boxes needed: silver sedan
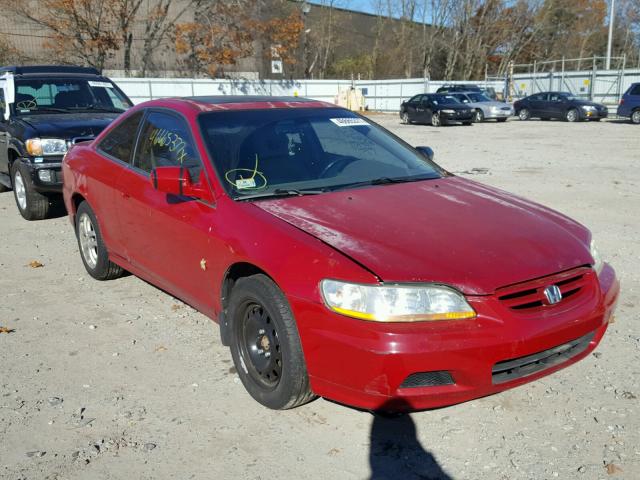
[450,92,514,122]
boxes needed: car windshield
[430,95,460,105]
[468,93,492,102]
[13,78,132,115]
[199,107,442,199]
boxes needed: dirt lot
[1,116,639,480]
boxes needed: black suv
[0,65,132,220]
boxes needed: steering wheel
[16,99,37,110]
[319,156,359,178]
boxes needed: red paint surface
[62,98,619,411]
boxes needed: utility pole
[606,0,616,70]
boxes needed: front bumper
[294,264,619,411]
[485,108,514,119]
[20,158,63,193]
[441,111,474,124]
[581,108,608,120]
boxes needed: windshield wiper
[328,175,437,191]
[236,188,325,201]
[20,107,71,113]
[68,106,124,113]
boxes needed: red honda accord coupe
[62,96,619,411]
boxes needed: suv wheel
[11,162,49,220]
[518,108,530,120]
[75,201,124,280]
[631,110,640,124]
[228,274,315,410]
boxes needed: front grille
[399,371,454,388]
[496,267,592,311]
[492,331,594,384]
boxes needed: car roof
[138,96,339,113]
[0,65,101,76]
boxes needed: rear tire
[518,108,530,120]
[75,201,123,280]
[228,274,315,410]
[400,111,411,124]
[631,110,640,124]
[11,162,49,220]
[431,113,441,127]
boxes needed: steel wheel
[237,301,283,390]
[518,108,530,120]
[632,110,640,124]
[78,212,99,269]
[14,170,27,211]
[566,108,579,122]
[431,113,441,127]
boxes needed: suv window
[134,111,202,180]
[630,84,640,96]
[98,111,144,163]
[408,95,422,103]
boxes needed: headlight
[320,279,476,322]
[440,109,455,114]
[581,105,596,111]
[590,239,604,275]
[26,138,68,156]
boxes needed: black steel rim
[237,301,282,390]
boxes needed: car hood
[18,112,121,139]
[254,177,592,295]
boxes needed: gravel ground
[1,116,639,480]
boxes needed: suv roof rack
[0,65,101,76]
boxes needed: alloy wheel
[14,171,27,211]
[632,110,640,124]
[401,112,409,124]
[518,109,530,120]
[475,110,484,122]
[566,109,578,122]
[431,113,441,127]
[78,213,99,269]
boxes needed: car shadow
[47,197,69,219]
[369,399,453,480]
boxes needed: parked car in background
[514,92,608,122]
[63,96,618,412]
[436,84,499,101]
[449,91,513,122]
[400,93,474,126]
[0,65,132,220]
[617,82,640,124]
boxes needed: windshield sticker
[329,117,369,127]
[88,81,114,89]
[224,154,267,191]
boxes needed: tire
[631,110,640,124]
[11,162,49,220]
[431,113,441,127]
[497,118,507,122]
[518,108,530,120]
[75,201,123,280]
[566,108,579,122]
[228,274,315,410]
[400,111,411,124]
[474,109,484,123]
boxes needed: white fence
[112,77,504,113]
[112,70,640,113]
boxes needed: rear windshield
[13,78,132,115]
[198,107,442,199]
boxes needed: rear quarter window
[629,84,640,96]
[98,111,144,163]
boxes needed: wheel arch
[219,262,278,346]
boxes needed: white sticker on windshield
[330,117,369,127]
[88,81,113,88]
[236,178,256,189]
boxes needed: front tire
[228,274,315,410]
[631,110,640,124]
[474,109,484,122]
[566,108,579,122]
[518,108,530,120]
[11,162,49,220]
[75,201,123,280]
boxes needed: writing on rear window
[329,118,369,127]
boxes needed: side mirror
[415,146,434,161]
[150,166,214,203]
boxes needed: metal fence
[112,69,640,114]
